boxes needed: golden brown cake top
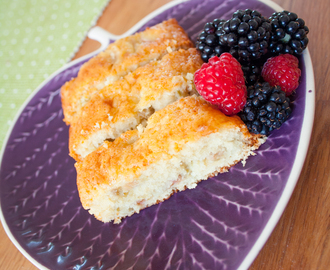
[68,48,203,160]
[75,96,251,194]
[61,18,194,124]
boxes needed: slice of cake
[61,19,194,125]
[69,48,203,160]
[75,96,265,224]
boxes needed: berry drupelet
[238,82,292,135]
[268,10,309,56]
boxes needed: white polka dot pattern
[0,0,109,149]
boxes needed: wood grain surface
[1,0,329,269]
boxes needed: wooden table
[1,0,329,269]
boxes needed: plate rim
[0,0,315,269]
[237,48,315,269]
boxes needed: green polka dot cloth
[0,0,109,150]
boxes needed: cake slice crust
[76,96,265,223]
[61,19,194,125]
[69,48,203,161]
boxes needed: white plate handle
[87,26,121,51]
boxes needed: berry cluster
[196,9,272,63]
[269,11,309,56]
[194,8,308,136]
[218,9,272,63]
[195,19,227,62]
[238,82,291,135]
[196,9,309,64]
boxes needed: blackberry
[195,19,227,62]
[238,82,292,135]
[241,57,267,86]
[195,9,272,63]
[217,9,272,63]
[268,10,309,55]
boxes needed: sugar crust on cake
[76,96,265,223]
[61,19,193,125]
[68,48,203,160]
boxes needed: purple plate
[0,0,315,269]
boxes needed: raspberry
[261,54,301,95]
[194,53,247,115]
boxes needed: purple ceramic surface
[0,0,314,269]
